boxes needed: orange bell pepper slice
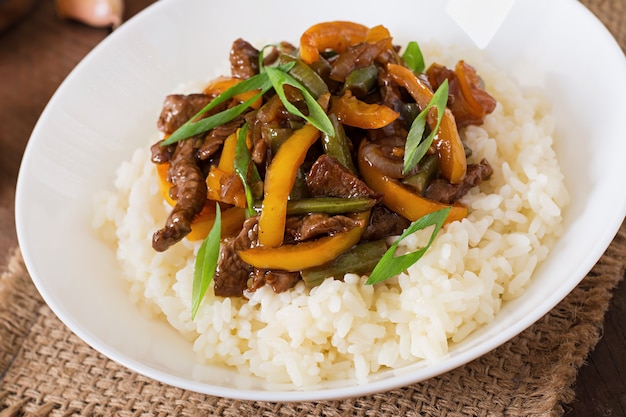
[203,76,263,109]
[454,60,497,123]
[238,211,370,271]
[331,90,399,129]
[364,24,392,44]
[258,124,321,247]
[358,142,467,224]
[300,21,369,65]
[386,63,467,184]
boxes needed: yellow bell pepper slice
[238,211,370,271]
[300,21,369,65]
[386,63,467,184]
[258,123,320,247]
[331,91,399,129]
[218,131,238,172]
[358,142,467,224]
[187,205,246,241]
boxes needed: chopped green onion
[402,41,425,74]
[264,66,334,137]
[366,207,450,285]
[233,123,261,218]
[162,62,296,146]
[402,79,449,176]
[162,90,268,146]
[162,73,272,146]
[191,204,221,320]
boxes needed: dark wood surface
[0,1,624,415]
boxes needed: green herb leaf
[365,207,451,285]
[191,203,221,320]
[402,79,449,176]
[402,41,425,73]
[264,66,334,137]
[233,123,261,218]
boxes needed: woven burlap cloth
[2,1,625,415]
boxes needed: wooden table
[1,1,624,415]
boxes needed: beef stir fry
[150,21,496,298]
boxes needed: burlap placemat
[0,222,623,417]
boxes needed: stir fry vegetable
[149,21,497,316]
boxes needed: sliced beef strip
[329,39,391,82]
[157,93,213,134]
[197,114,246,160]
[306,154,380,199]
[265,271,300,293]
[230,38,260,80]
[424,158,493,204]
[285,213,364,243]
[150,139,176,164]
[248,268,267,292]
[361,204,410,241]
[152,138,207,252]
[248,269,300,294]
[214,216,259,297]
[378,68,404,114]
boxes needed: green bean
[301,240,388,287]
[288,197,375,215]
[343,64,378,98]
[289,167,311,200]
[401,102,421,124]
[279,54,329,99]
[401,154,439,193]
[309,55,341,92]
[266,127,294,153]
[253,197,376,216]
[322,113,357,173]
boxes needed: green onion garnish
[233,123,261,218]
[264,66,334,137]
[162,73,273,146]
[191,203,221,320]
[366,207,450,285]
[162,62,296,146]
[402,79,449,176]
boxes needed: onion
[359,139,420,179]
[55,0,124,28]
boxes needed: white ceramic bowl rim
[15,0,626,402]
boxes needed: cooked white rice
[92,45,569,387]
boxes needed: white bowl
[15,0,626,402]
